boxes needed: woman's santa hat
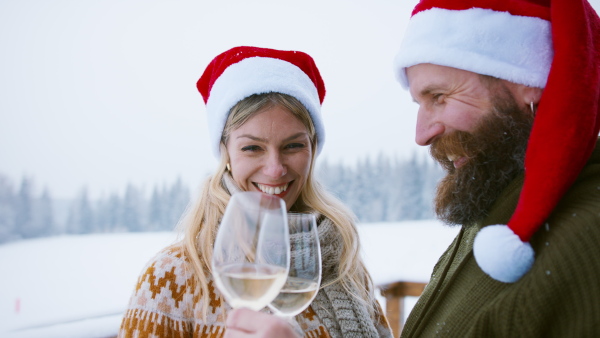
[197,46,326,157]
[395,0,600,283]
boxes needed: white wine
[268,277,319,316]
[214,263,287,311]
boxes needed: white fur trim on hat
[473,224,535,283]
[394,7,553,89]
[206,56,325,157]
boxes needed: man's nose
[415,106,445,146]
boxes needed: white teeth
[257,183,289,195]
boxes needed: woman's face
[226,105,313,210]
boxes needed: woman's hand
[224,308,301,338]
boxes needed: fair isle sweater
[401,141,600,337]
[119,245,325,337]
[118,244,391,337]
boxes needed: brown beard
[430,88,534,226]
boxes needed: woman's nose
[415,106,445,146]
[262,153,287,178]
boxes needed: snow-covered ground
[0,220,459,338]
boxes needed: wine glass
[268,212,321,317]
[212,191,290,311]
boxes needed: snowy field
[0,220,459,338]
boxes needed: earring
[226,163,231,171]
[530,102,535,114]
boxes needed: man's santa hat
[395,0,600,283]
[197,46,326,157]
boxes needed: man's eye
[432,93,444,104]
[241,145,261,152]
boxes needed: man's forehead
[407,64,484,88]
[408,63,480,76]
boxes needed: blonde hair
[180,92,376,319]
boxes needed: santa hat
[395,0,600,283]
[197,46,326,157]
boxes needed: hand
[224,308,301,338]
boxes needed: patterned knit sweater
[118,244,391,337]
[118,245,322,337]
[401,140,600,337]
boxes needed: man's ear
[521,86,544,115]
[501,80,544,113]
[520,85,544,107]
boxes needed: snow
[359,221,459,284]
[0,220,459,337]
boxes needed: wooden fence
[379,281,428,337]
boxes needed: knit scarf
[222,173,381,338]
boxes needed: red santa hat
[395,0,600,283]
[197,46,326,157]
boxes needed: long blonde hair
[180,92,376,319]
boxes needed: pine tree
[165,177,190,231]
[106,193,123,232]
[121,184,143,232]
[0,174,17,243]
[31,188,55,237]
[419,159,443,219]
[95,193,119,233]
[66,188,94,234]
[318,152,442,223]
[16,177,35,238]
[148,185,163,231]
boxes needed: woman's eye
[241,145,261,152]
[286,143,305,150]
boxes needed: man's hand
[224,308,301,338]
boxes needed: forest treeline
[0,153,443,244]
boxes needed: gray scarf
[222,173,384,337]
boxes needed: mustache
[429,130,478,172]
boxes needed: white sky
[1,0,599,199]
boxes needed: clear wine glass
[212,191,290,311]
[268,212,321,317]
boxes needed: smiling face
[406,63,536,226]
[226,104,313,210]
[407,63,495,169]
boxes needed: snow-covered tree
[31,188,55,237]
[0,174,17,243]
[147,185,164,231]
[66,188,94,234]
[15,177,35,238]
[165,177,190,230]
[318,152,442,223]
[121,184,143,232]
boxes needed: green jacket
[402,140,600,337]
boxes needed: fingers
[225,308,299,338]
[226,308,264,332]
[223,327,253,338]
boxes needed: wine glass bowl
[268,212,322,317]
[212,192,290,311]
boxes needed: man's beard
[430,89,534,226]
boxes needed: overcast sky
[2,0,599,199]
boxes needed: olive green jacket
[402,140,600,337]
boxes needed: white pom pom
[473,224,534,283]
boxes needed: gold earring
[226,163,231,171]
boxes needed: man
[393,0,600,336]
[226,0,600,336]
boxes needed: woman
[118,46,392,338]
